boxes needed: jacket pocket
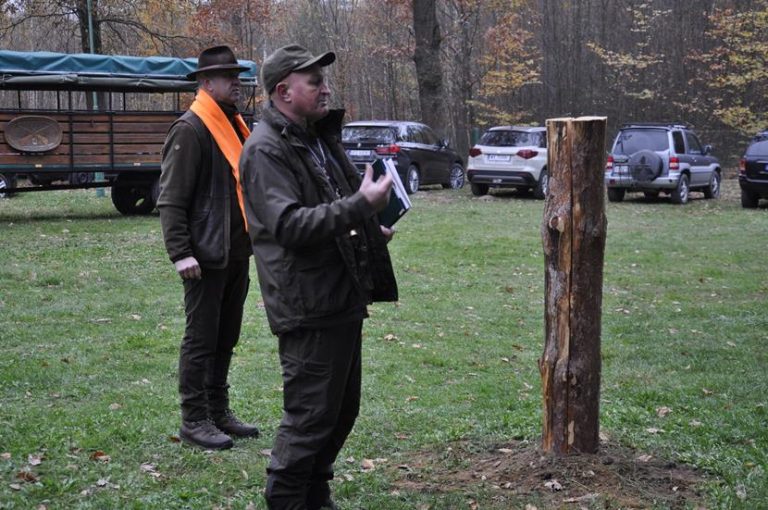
[294,245,356,318]
[190,207,225,264]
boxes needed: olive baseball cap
[261,44,336,94]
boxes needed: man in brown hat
[157,45,259,450]
[240,44,398,509]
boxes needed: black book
[372,158,412,227]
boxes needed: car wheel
[741,188,759,208]
[470,183,488,196]
[405,164,420,194]
[533,168,549,199]
[629,150,663,182]
[607,188,625,202]
[442,163,465,189]
[670,174,690,204]
[703,171,721,199]
[0,173,17,198]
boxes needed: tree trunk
[412,0,446,135]
[540,116,607,455]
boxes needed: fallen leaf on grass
[361,459,375,471]
[563,493,599,503]
[736,484,747,501]
[9,483,21,491]
[544,479,562,491]
[397,464,412,472]
[16,470,39,483]
[109,403,121,411]
[1,452,11,460]
[90,451,110,462]
[636,454,653,462]
[469,499,479,510]
[689,420,703,427]
[383,333,398,341]
[95,479,109,487]
[405,396,419,402]
[394,433,409,440]
[702,388,714,396]
[28,454,43,466]
[645,428,664,435]
[656,406,672,417]
[130,314,142,320]
[726,341,736,348]
[497,448,514,454]
[259,449,272,457]
[168,435,181,443]
[524,505,538,510]
[140,463,163,479]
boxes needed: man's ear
[275,82,291,103]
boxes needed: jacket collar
[262,101,345,144]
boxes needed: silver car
[605,123,721,204]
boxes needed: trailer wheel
[0,173,17,198]
[111,179,156,215]
[69,172,94,185]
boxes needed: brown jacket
[157,111,249,268]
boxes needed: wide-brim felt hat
[261,44,336,94]
[187,45,248,80]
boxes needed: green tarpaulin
[0,50,258,92]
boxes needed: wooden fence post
[540,116,607,455]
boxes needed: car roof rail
[621,122,693,130]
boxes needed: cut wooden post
[540,116,607,455]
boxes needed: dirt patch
[392,440,711,509]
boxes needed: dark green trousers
[265,320,363,510]
[179,258,249,422]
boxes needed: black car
[739,130,768,208]
[341,120,465,194]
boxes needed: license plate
[487,154,511,162]
[616,165,628,174]
[492,178,503,184]
[348,149,371,157]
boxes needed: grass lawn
[0,179,766,509]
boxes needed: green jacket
[157,111,248,268]
[240,103,398,335]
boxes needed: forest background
[1,0,766,166]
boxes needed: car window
[481,130,541,147]
[613,129,669,155]
[672,131,685,154]
[342,126,395,144]
[421,126,440,146]
[407,125,424,144]
[685,131,704,154]
[746,140,768,156]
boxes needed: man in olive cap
[157,45,259,450]
[240,44,398,509]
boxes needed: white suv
[466,126,548,199]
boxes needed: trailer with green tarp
[0,50,258,214]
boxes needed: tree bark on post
[540,116,607,455]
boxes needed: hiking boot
[212,409,260,438]
[179,419,233,450]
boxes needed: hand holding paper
[360,163,393,211]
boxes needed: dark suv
[739,130,768,208]
[604,123,721,204]
[341,120,465,194]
